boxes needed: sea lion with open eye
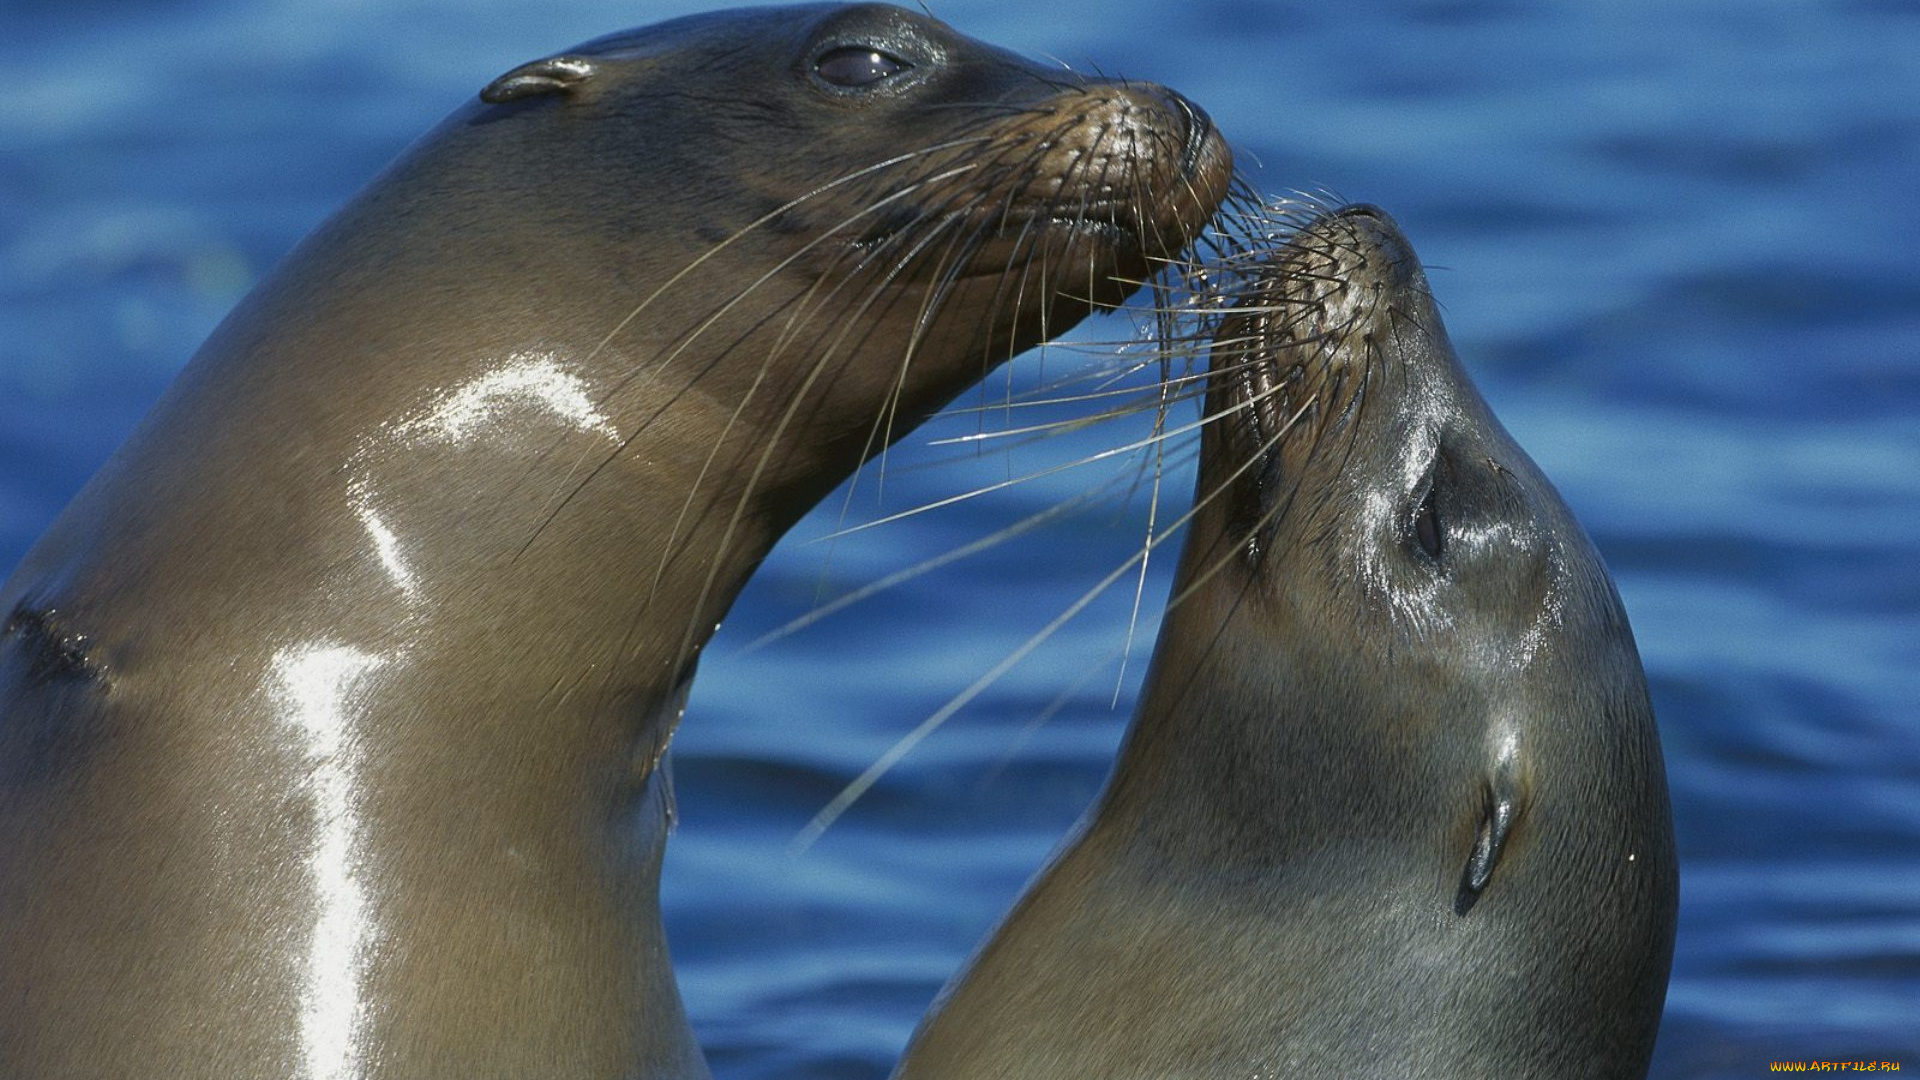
[0,5,1230,1076]
[892,203,1677,1080]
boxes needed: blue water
[3,0,1916,1075]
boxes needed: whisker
[740,482,1115,654]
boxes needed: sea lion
[0,5,1230,1076]
[892,203,1677,1079]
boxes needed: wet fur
[0,5,1229,1077]
[891,201,1678,1079]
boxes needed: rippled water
[3,0,1916,1075]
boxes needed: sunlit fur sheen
[0,5,1231,1078]
[893,203,1676,1080]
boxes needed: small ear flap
[1455,742,1525,915]
[479,56,599,104]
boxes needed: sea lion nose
[1333,203,1423,288]
[1165,89,1219,178]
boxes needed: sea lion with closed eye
[893,203,1676,1080]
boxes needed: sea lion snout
[992,82,1231,274]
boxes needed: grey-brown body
[0,6,1230,1076]
[894,205,1677,1079]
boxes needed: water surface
[3,0,1915,1075]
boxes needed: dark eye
[1414,484,1443,559]
[815,46,909,87]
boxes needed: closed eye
[1414,479,1443,559]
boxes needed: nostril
[1332,204,1421,284]
[1166,89,1216,176]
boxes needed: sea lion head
[1114,202,1678,1072]
[450,3,1233,510]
